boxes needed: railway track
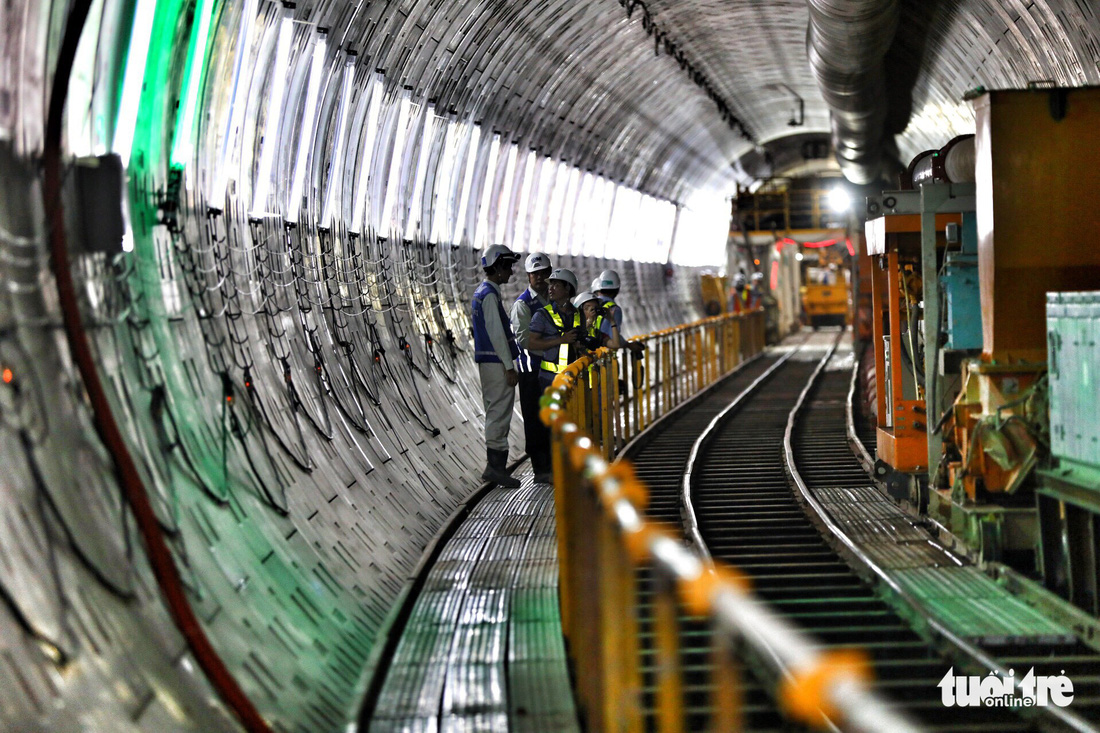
[623,332,1100,732]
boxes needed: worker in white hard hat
[510,252,554,483]
[574,291,625,349]
[528,268,581,391]
[731,271,750,314]
[472,244,522,488]
[593,268,644,355]
[749,270,765,309]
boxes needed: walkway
[368,467,579,732]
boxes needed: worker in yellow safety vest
[731,271,751,314]
[572,290,627,389]
[527,269,580,390]
[592,269,645,355]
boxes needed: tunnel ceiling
[4,0,1097,204]
[278,0,1100,200]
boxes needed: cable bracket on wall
[620,0,754,143]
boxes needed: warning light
[753,259,760,266]
[2,368,12,384]
[226,395,233,403]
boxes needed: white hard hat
[595,269,620,291]
[752,271,764,281]
[548,268,578,294]
[590,277,602,292]
[733,273,747,287]
[573,291,599,309]
[481,244,520,269]
[525,252,552,273]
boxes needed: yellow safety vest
[587,314,605,339]
[540,304,581,374]
[585,314,607,387]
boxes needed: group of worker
[471,244,644,488]
[731,270,764,314]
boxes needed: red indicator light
[845,237,855,256]
[2,368,12,384]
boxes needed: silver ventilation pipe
[806,0,899,185]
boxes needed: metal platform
[367,466,579,733]
[795,348,1080,646]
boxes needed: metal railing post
[654,572,685,733]
[711,625,744,732]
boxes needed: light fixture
[451,123,481,245]
[113,0,159,168]
[568,171,593,256]
[286,28,327,226]
[429,117,460,243]
[211,0,258,209]
[559,166,581,255]
[249,2,295,218]
[531,156,556,251]
[475,133,501,249]
[381,89,411,233]
[512,150,537,250]
[170,0,215,168]
[320,51,356,229]
[495,143,518,245]
[349,72,383,235]
[593,180,617,259]
[769,82,804,127]
[827,186,851,213]
[405,104,436,240]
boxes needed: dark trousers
[519,370,551,473]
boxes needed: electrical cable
[41,0,273,727]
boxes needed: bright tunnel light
[475,133,501,249]
[170,0,215,168]
[827,186,851,213]
[250,3,295,218]
[452,124,481,245]
[349,73,384,235]
[113,0,158,168]
[381,89,412,234]
[321,52,357,229]
[512,150,537,250]
[286,29,328,225]
[211,0,257,209]
[405,104,437,241]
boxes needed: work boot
[482,449,520,488]
[531,450,552,484]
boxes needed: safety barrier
[539,311,918,732]
[558,311,766,463]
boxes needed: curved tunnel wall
[0,1,713,731]
[4,0,1100,730]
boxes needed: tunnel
[1,0,1099,730]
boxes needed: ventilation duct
[806,0,899,185]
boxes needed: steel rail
[784,348,1100,733]
[545,328,919,732]
[680,340,804,562]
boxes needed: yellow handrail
[539,310,919,733]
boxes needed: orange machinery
[865,202,965,477]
